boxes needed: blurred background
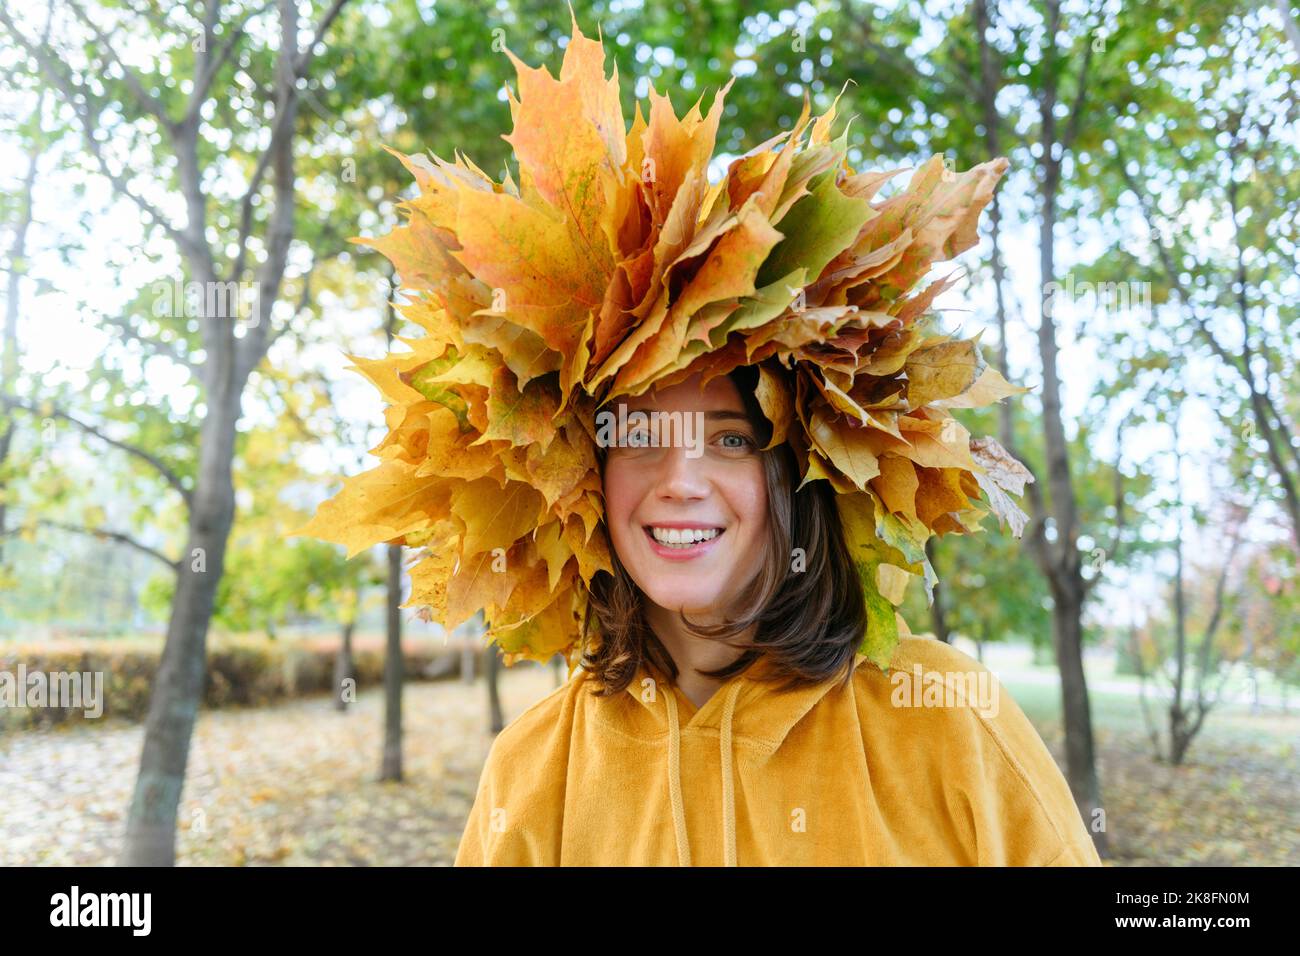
[0,0,1295,866]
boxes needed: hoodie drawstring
[663,690,691,867]
[663,678,745,867]
[719,679,741,867]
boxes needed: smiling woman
[587,364,868,711]
[454,594,1105,866]
[294,13,1099,867]
[452,366,1103,867]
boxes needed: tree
[1103,5,1300,552]
[0,0,355,865]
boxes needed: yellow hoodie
[454,634,1103,866]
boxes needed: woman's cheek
[601,465,639,549]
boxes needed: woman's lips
[642,525,726,561]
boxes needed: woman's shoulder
[858,631,989,677]
[479,664,595,774]
[850,635,1102,865]
[850,633,1033,744]
[457,666,590,866]
[851,633,999,712]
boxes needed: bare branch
[264,369,315,443]
[1277,0,1300,60]
[5,518,180,571]
[100,313,201,377]
[1062,21,1096,151]
[265,261,314,351]
[0,393,193,508]
[0,8,202,263]
[187,0,277,123]
[185,0,220,126]
[295,0,351,78]
[235,264,313,384]
[1115,143,1242,370]
[233,0,307,382]
[65,0,173,127]
[231,0,352,286]
[1083,417,1128,598]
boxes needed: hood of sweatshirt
[455,635,1105,866]
[620,651,870,866]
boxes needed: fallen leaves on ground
[0,665,558,866]
[1,667,1294,866]
[1032,714,1298,866]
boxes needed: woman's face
[601,371,769,619]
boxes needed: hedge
[0,634,464,731]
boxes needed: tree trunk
[924,537,950,643]
[120,394,239,865]
[1167,413,1190,767]
[1249,652,1260,716]
[334,618,355,712]
[461,629,477,684]
[1129,619,1163,760]
[381,542,403,781]
[486,643,504,734]
[0,84,45,565]
[1033,1,1107,855]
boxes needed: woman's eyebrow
[622,406,750,422]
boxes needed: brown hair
[578,362,868,698]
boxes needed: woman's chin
[643,588,727,618]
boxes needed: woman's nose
[653,445,711,500]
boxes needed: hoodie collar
[614,650,869,867]
[620,650,868,756]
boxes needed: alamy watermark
[0,665,104,718]
[594,404,707,459]
[50,886,150,936]
[890,664,1000,718]
[1042,272,1151,321]
[151,278,262,327]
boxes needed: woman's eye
[717,432,755,451]
[625,429,651,447]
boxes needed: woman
[454,365,1103,867]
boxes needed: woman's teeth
[648,526,723,548]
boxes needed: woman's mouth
[642,525,726,560]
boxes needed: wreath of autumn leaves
[290,14,1035,671]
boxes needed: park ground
[1,642,1295,866]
